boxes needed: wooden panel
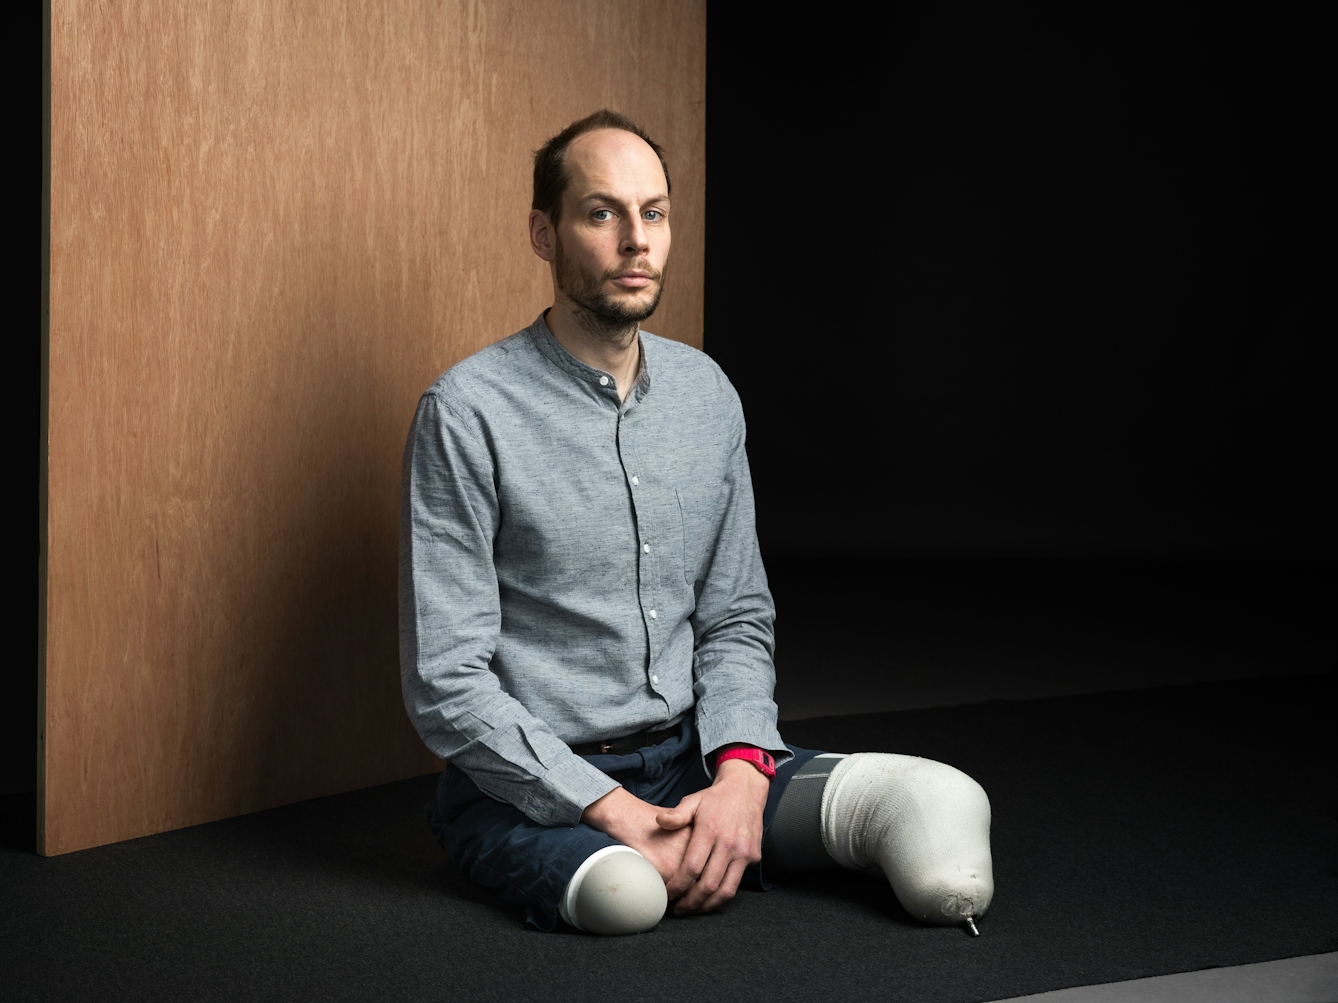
[45,0,706,854]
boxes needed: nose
[621,215,650,257]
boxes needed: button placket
[621,421,662,647]
[629,453,660,693]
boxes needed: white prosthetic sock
[821,753,994,927]
[558,846,667,935]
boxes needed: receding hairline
[559,129,671,190]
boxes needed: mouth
[610,269,657,290]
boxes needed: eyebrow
[578,191,670,206]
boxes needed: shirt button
[648,609,658,619]
[631,476,639,486]
[643,543,651,553]
[651,674,659,684]
[599,376,609,386]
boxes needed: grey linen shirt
[399,314,789,827]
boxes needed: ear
[529,209,556,262]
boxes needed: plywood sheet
[45,0,706,854]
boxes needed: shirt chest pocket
[675,486,718,588]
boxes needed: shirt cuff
[694,707,792,777]
[529,753,621,827]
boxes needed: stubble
[554,236,665,346]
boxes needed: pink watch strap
[714,746,776,779]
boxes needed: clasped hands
[580,758,771,915]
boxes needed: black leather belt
[570,722,683,757]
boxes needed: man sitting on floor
[399,109,994,935]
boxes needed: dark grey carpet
[3,673,1335,1002]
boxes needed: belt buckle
[599,741,616,754]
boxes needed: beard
[554,236,664,342]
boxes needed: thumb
[656,795,699,830]
[655,807,689,830]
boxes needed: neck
[545,298,641,402]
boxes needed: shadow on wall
[212,259,442,818]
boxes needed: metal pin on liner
[965,916,980,936]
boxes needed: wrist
[580,785,639,834]
[714,757,771,785]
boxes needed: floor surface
[4,673,1334,1003]
[996,952,1338,1002]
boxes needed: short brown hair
[532,110,671,226]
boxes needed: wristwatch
[714,745,776,780]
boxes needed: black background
[705,5,1333,560]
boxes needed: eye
[591,209,614,222]
[644,209,664,222]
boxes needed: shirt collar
[529,312,652,408]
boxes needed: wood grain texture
[45,0,706,854]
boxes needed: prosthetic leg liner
[558,845,667,935]
[821,753,994,924]
[762,753,846,872]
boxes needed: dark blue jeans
[426,718,825,930]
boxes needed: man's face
[550,128,671,327]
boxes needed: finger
[666,848,707,900]
[665,825,713,900]
[674,842,732,915]
[697,857,749,913]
